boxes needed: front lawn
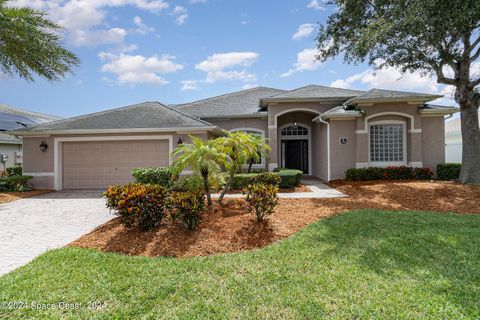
[1,209,479,319]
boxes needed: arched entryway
[279,123,311,174]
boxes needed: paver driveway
[0,191,113,276]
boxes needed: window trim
[368,120,407,167]
[230,128,266,168]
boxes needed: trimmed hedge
[0,175,32,192]
[249,172,281,186]
[132,167,174,187]
[276,169,303,188]
[6,166,22,176]
[231,170,303,189]
[345,166,433,181]
[437,163,461,180]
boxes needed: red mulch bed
[0,190,52,204]
[70,180,480,258]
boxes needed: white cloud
[196,52,259,83]
[242,84,256,90]
[330,67,440,93]
[307,0,324,10]
[68,28,127,47]
[181,80,199,91]
[171,6,188,25]
[281,48,321,77]
[133,16,155,34]
[8,0,169,47]
[99,52,184,86]
[292,23,315,41]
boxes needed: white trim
[230,127,266,168]
[355,162,369,169]
[363,112,418,133]
[368,120,407,167]
[355,130,368,134]
[408,162,423,167]
[23,172,54,177]
[270,108,322,128]
[408,129,422,133]
[268,163,278,172]
[279,123,312,175]
[53,135,173,191]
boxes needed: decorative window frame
[230,128,266,168]
[368,120,407,167]
[279,123,312,174]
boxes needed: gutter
[5,126,219,137]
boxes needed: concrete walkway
[0,191,113,276]
[212,178,346,199]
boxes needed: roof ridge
[0,103,61,120]
[176,86,286,108]
[160,103,214,126]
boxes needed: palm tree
[215,131,263,202]
[247,134,271,173]
[171,136,228,206]
[0,0,79,81]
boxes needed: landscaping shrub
[172,175,203,192]
[243,183,279,222]
[132,167,174,187]
[169,190,205,230]
[384,166,414,180]
[413,167,433,180]
[249,172,281,186]
[437,163,461,180]
[0,175,32,192]
[345,166,433,181]
[276,169,303,188]
[104,183,169,230]
[6,166,22,176]
[231,173,258,189]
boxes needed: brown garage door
[62,140,169,189]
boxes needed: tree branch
[469,76,480,88]
[435,63,457,85]
[471,45,480,63]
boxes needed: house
[445,111,480,163]
[7,85,457,190]
[0,104,60,172]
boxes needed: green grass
[1,209,479,319]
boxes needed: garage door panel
[62,139,169,189]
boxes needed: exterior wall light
[177,137,183,145]
[39,140,48,152]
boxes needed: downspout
[316,116,331,182]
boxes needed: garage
[62,140,169,189]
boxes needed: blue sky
[2,0,454,118]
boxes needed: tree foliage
[0,0,79,81]
[317,0,480,183]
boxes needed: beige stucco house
[8,85,457,190]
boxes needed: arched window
[281,125,309,136]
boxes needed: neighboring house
[8,85,457,190]
[445,111,480,163]
[0,104,60,172]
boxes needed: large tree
[0,0,79,81]
[316,0,480,183]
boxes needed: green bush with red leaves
[243,182,279,222]
[169,190,205,230]
[345,166,433,181]
[103,183,169,230]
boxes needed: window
[230,129,264,165]
[369,123,406,164]
[281,125,309,136]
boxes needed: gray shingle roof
[9,102,214,134]
[0,132,21,144]
[0,103,61,131]
[260,85,365,103]
[176,86,286,118]
[345,88,442,106]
